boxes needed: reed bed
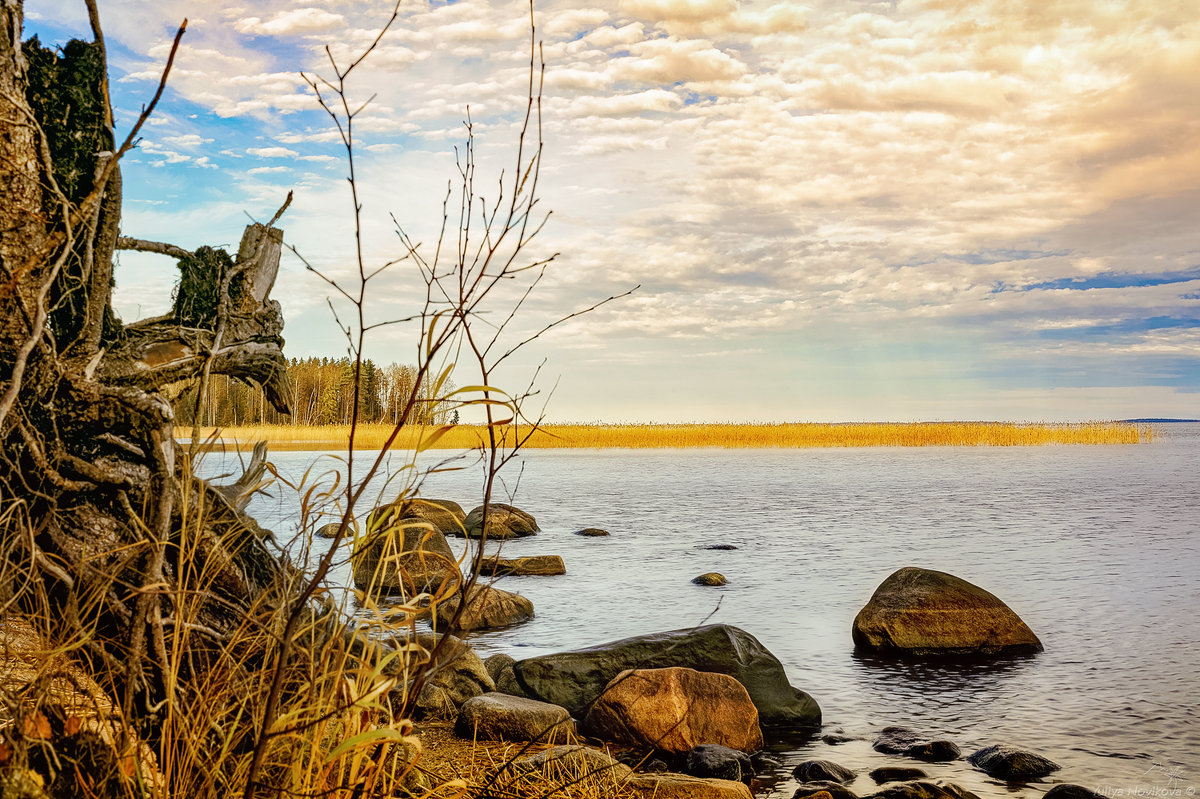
[195,421,1153,451]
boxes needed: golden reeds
[195,421,1153,451]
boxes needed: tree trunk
[0,1,321,784]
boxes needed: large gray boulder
[512,623,820,730]
[853,567,1042,657]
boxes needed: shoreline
[186,421,1154,451]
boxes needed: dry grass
[196,421,1153,451]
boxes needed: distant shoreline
[187,421,1154,451]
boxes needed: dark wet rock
[793,759,856,784]
[574,527,610,536]
[870,767,930,784]
[873,727,960,761]
[434,584,534,631]
[455,692,575,743]
[617,752,670,772]
[512,623,821,730]
[478,554,566,576]
[967,744,1060,781]
[1043,785,1106,799]
[704,544,739,550]
[693,572,727,586]
[865,780,981,799]
[794,780,859,799]
[853,567,1042,657]
[683,744,753,784]
[751,751,782,772]
[460,503,539,539]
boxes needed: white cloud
[235,8,346,36]
[247,146,300,158]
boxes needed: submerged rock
[853,567,1042,657]
[794,760,856,784]
[870,767,929,784]
[872,727,960,762]
[478,554,566,576]
[693,572,727,586]
[574,527,610,536]
[794,781,859,799]
[865,781,981,799]
[967,744,1060,781]
[512,623,821,730]
[1042,786,1106,799]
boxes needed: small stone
[1043,786,1106,799]
[684,744,753,784]
[869,766,929,784]
[315,522,343,538]
[574,527,610,536]
[873,727,959,761]
[793,760,856,784]
[794,781,859,799]
[704,544,739,550]
[822,733,857,745]
[693,572,727,586]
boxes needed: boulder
[853,567,1042,657]
[483,652,515,682]
[583,667,763,754]
[967,744,1060,781]
[460,503,539,539]
[399,633,494,718]
[751,751,783,772]
[684,745,754,784]
[455,692,575,743]
[870,767,929,784]
[794,760,856,784]
[693,572,727,586]
[352,514,460,596]
[1043,786,1106,799]
[627,772,753,799]
[434,584,534,632]
[369,497,466,536]
[574,527,610,537]
[794,782,859,799]
[872,727,960,761]
[478,554,566,576]
[513,623,821,730]
[865,781,981,799]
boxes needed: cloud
[247,146,300,158]
[235,8,346,36]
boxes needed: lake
[219,423,1199,798]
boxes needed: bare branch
[115,236,192,260]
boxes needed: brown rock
[478,554,566,576]
[583,667,763,754]
[626,772,753,799]
[369,497,466,536]
[398,633,494,718]
[434,584,534,631]
[853,567,1042,656]
[352,516,460,597]
[460,503,539,539]
[692,572,727,586]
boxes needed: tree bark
[0,1,316,781]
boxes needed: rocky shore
[345,497,1092,799]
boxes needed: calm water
[220,424,1199,798]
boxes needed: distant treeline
[173,357,456,426]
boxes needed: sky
[23,0,1200,422]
